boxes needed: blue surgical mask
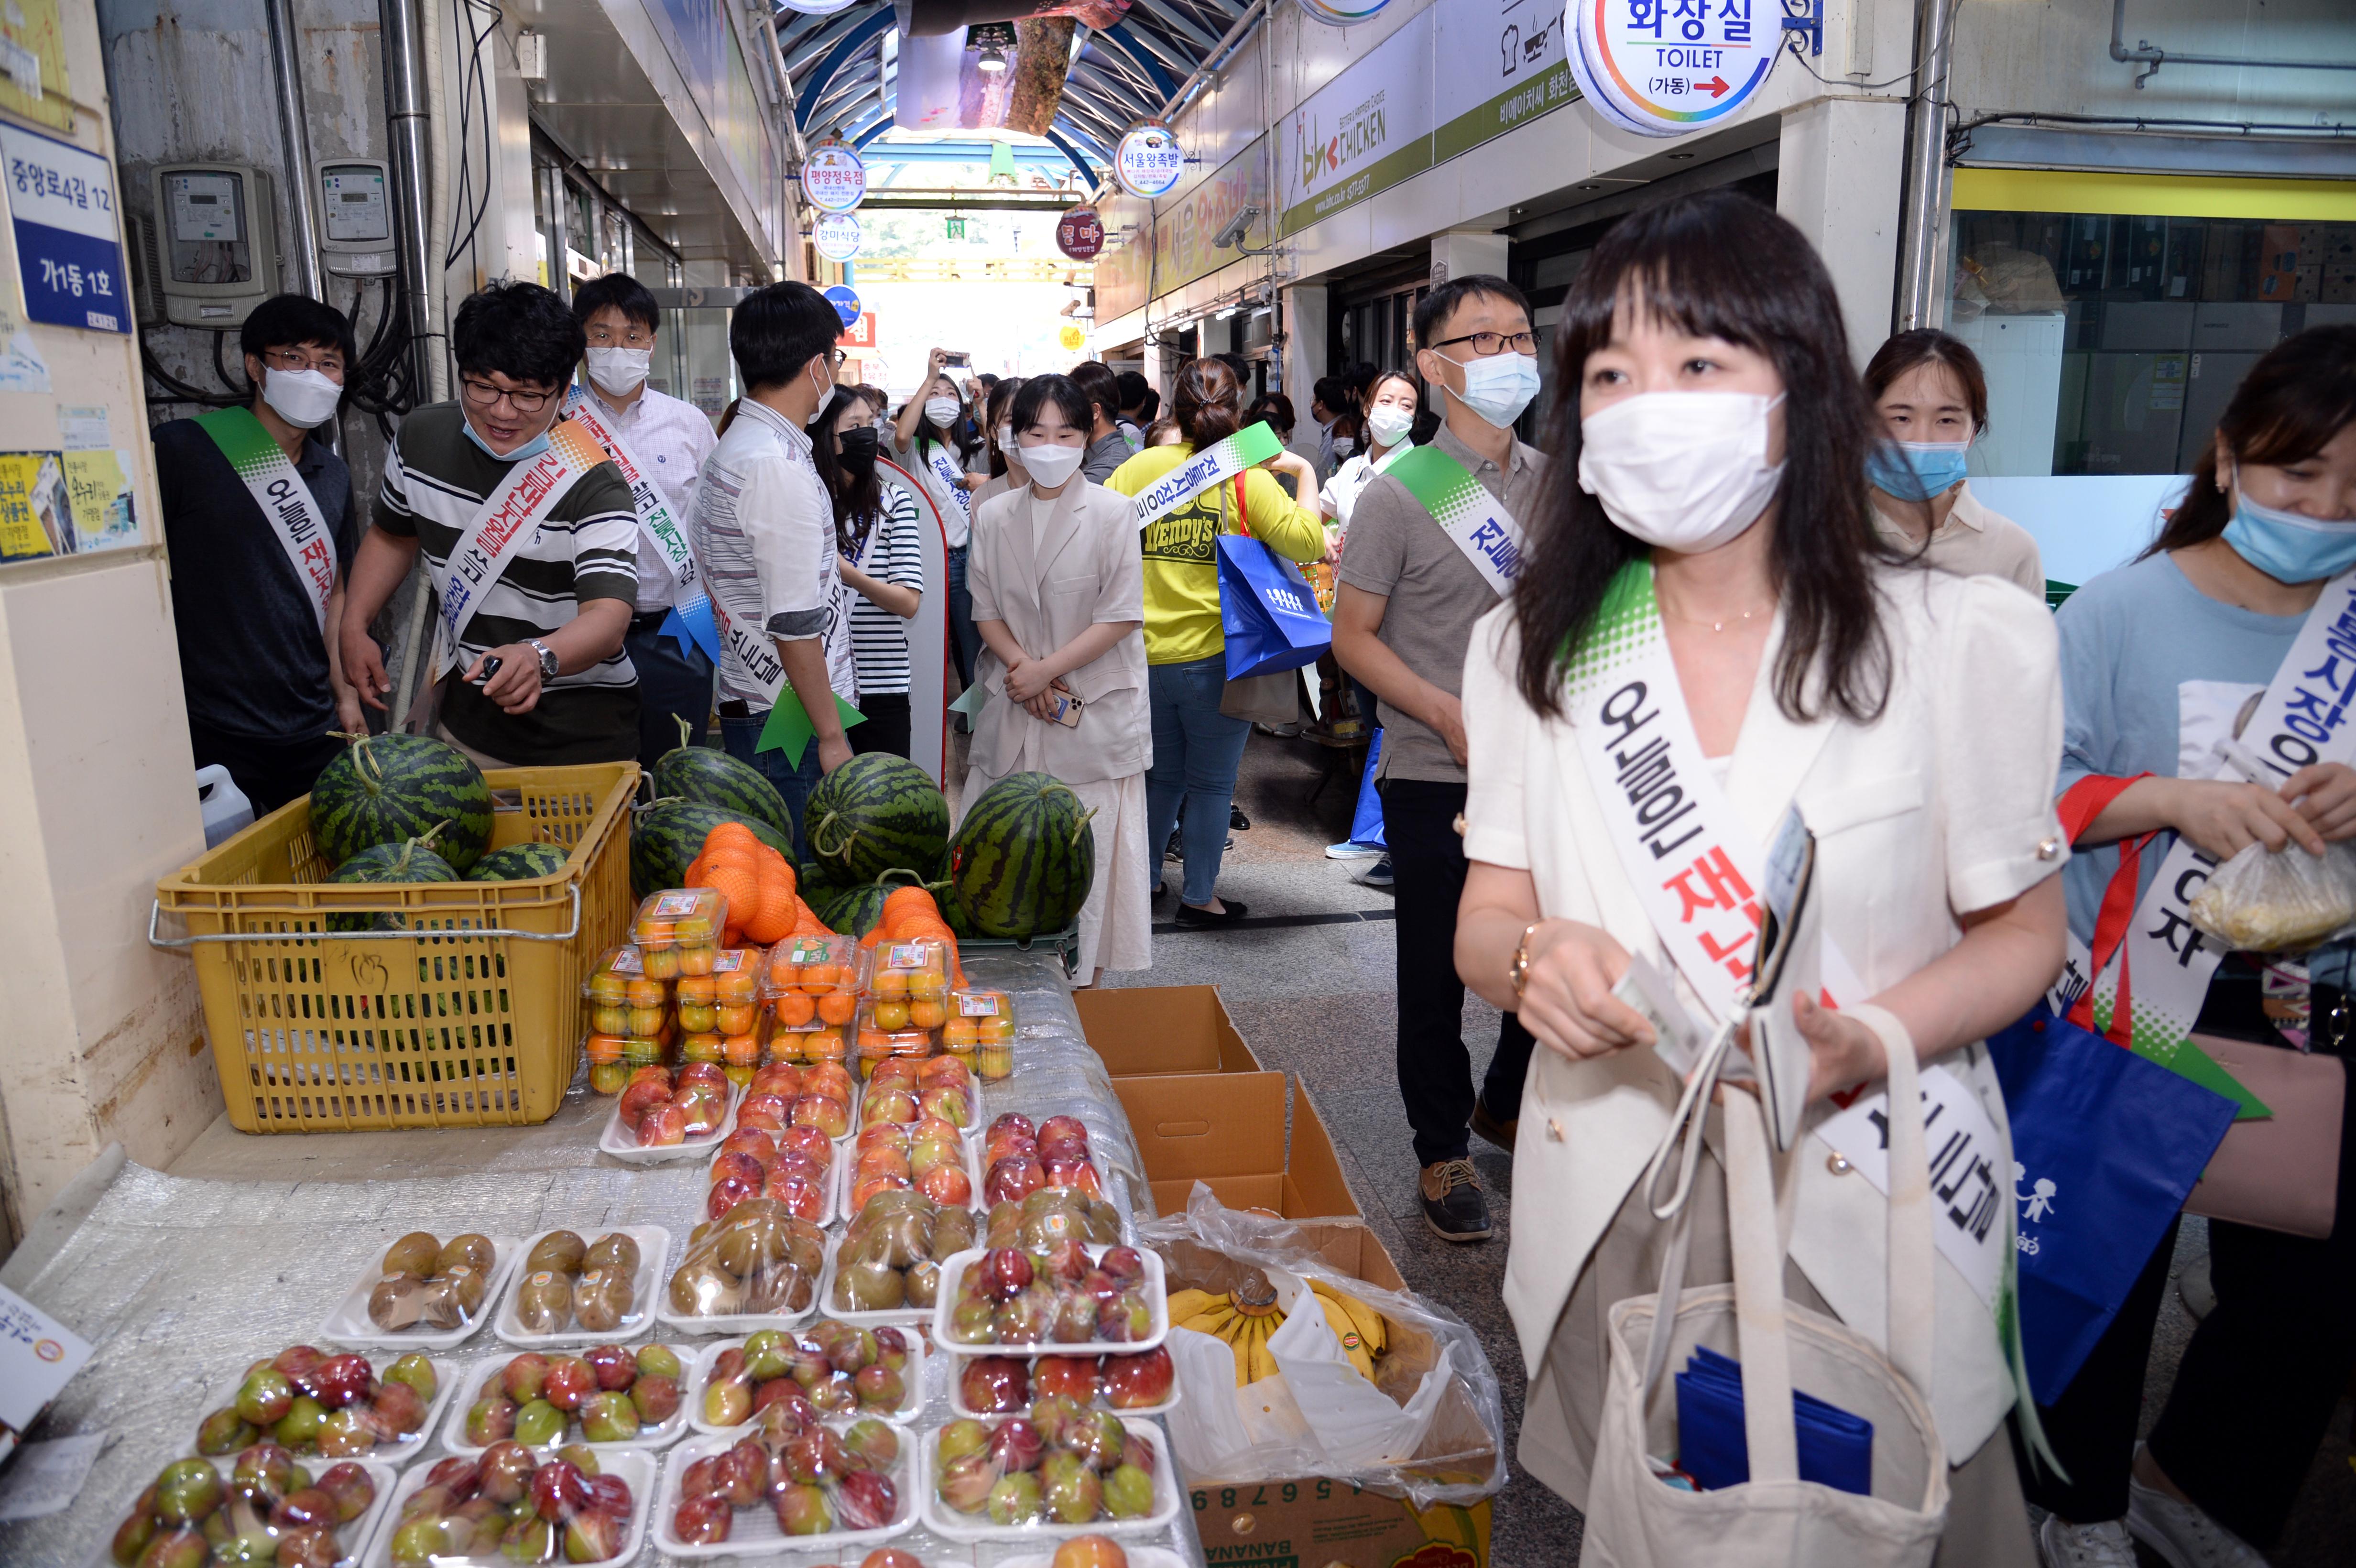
[464,415,553,464]
[1866,440,1971,501]
[1440,352,1541,430]
[2222,477,2356,584]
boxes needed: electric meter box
[316,159,397,278]
[137,163,280,327]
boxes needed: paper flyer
[0,1281,91,1430]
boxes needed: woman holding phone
[1453,191,2066,1564]
[963,373,1152,986]
[893,348,982,687]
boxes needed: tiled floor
[1100,727,2354,1567]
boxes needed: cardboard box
[1077,984,1263,1076]
[1161,1220,1500,1568]
[1115,1073,1361,1220]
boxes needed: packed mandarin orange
[683,823,966,982]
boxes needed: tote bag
[1215,477,1314,724]
[1985,1003,2236,1403]
[1583,1011,1950,1568]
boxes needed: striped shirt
[690,397,856,710]
[841,479,926,696]
[376,402,639,763]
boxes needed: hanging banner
[894,18,1077,136]
[1570,0,1779,138]
[1114,121,1186,200]
[800,141,867,213]
[778,0,860,12]
[812,211,862,262]
[1056,206,1105,261]
[822,283,862,327]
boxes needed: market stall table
[0,950,1207,1568]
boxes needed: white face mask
[1021,441,1086,488]
[262,365,343,430]
[585,346,652,397]
[1367,406,1415,449]
[925,397,962,428]
[995,423,1015,454]
[1440,351,1541,429]
[1577,391,1786,554]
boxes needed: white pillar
[1776,95,1912,368]
[1282,283,1327,405]
[1430,230,1511,288]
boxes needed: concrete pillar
[1776,95,1911,368]
[1282,283,1327,405]
[1430,230,1510,288]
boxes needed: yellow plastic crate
[153,763,639,1133]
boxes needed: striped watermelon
[949,773,1095,938]
[802,754,950,886]
[312,733,493,873]
[326,827,460,931]
[649,723,792,838]
[631,800,793,899]
[470,841,570,881]
[799,858,849,911]
[819,883,891,937]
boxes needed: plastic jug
[196,764,254,848]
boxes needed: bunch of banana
[1167,1277,1285,1386]
[1307,1277,1388,1382]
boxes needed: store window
[1948,169,2356,479]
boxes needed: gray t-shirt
[1335,422,1547,783]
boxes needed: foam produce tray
[684,1331,927,1434]
[84,1454,400,1568]
[438,1347,693,1457]
[652,1421,920,1558]
[358,1447,655,1568]
[595,1082,739,1164]
[917,1417,1180,1544]
[317,1234,524,1352]
[944,1349,1181,1422]
[492,1225,671,1349]
[832,1125,983,1224]
[929,1245,1167,1359]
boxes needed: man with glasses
[689,281,859,858]
[156,292,364,813]
[341,281,641,767]
[568,272,719,772]
[1331,274,1544,1243]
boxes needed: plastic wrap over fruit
[2187,837,2356,953]
[667,1200,827,1319]
[930,1412,1161,1528]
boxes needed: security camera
[1213,207,1262,250]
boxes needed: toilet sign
[1571,0,1779,138]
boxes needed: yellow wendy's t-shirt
[1102,443,1326,666]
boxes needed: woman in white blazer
[1454,194,2068,1566]
[963,373,1153,986]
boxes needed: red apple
[1102,1347,1174,1408]
[735,1093,788,1132]
[720,1128,777,1166]
[1045,1156,1103,1195]
[985,1156,1046,1204]
[777,1124,833,1165]
[637,1102,687,1147]
[617,1079,669,1129]
[706,1172,759,1220]
[583,1343,635,1393]
[1099,1247,1145,1284]
[708,1150,764,1191]
[1033,1355,1099,1401]
[542,1357,596,1413]
[988,1416,1045,1472]
[986,1112,1035,1142]
[918,1163,973,1206]
[960,1355,1029,1413]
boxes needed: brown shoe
[1418,1159,1492,1242]
[1470,1097,1518,1153]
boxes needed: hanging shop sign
[822,283,862,327]
[1056,206,1105,261]
[778,0,860,14]
[0,120,128,333]
[811,211,862,263]
[1058,323,1087,352]
[1298,0,1392,24]
[1113,121,1186,200]
[801,141,867,214]
[1570,0,1778,138]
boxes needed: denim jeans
[720,713,825,861]
[1145,653,1252,907]
[625,620,715,774]
[946,545,981,691]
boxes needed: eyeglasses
[1430,331,1539,358]
[584,324,654,348]
[460,377,558,414]
[263,346,346,377]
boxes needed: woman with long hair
[969,376,1029,507]
[963,373,1152,984]
[1862,329,2042,596]
[2024,325,2356,1568]
[810,388,923,758]
[1453,190,2064,1562]
[1104,358,1323,922]
[1319,369,1422,539]
[892,348,982,687]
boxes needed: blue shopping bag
[1217,531,1333,680]
[1348,730,1386,849]
[1985,1003,2237,1403]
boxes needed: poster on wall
[812,211,862,262]
[0,0,70,132]
[1570,0,1779,137]
[801,141,867,213]
[0,452,70,561]
[0,122,130,334]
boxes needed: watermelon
[948,773,1096,938]
[312,732,493,873]
[631,799,794,899]
[799,859,848,910]
[802,754,950,886]
[325,827,460,931]
[470,841,571,881]
[649,724,792,838]
[820,883,891,937]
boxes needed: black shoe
[1419,1159,1492,1242]
[1471,1098,1518,1153]
[1173,899,1249,927]
[1231,805,1252,831]
[1151,882,1167,904]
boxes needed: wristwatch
[526,638,559,680]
